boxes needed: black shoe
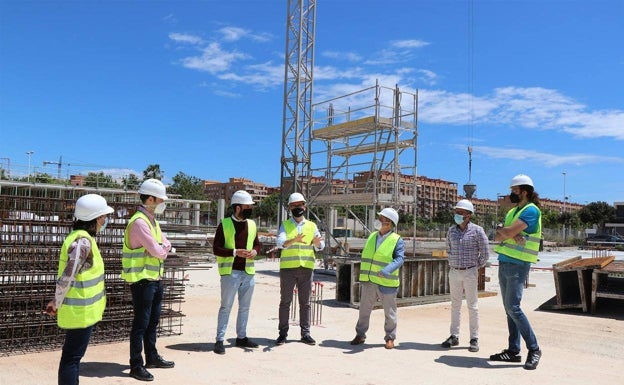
[524,349,542,370]
[275,335,287,346]
[489,349,522,362]
[350,335,366,345]
[441,335,459,348]
[468,338,479,352]
[214,340,225,355]
[236,337,259,348]
[145,355,175,369]
[129,366,154,382]
[300,335,316,345]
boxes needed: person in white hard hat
[490,174,543,370]
[212,190,261,355]
[350,207,405,350]
[44,194,113,385]
[440,199,489,353]
[275,192,324,346]
[122,178,175,381]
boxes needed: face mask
[241,208,253,219]
[509,192,521,203]
[99,217,109,233]
[454,214,465,225]
[373,219,382,231]
[291,207,305,218]
[154,202,166,214]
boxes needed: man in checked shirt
[440,199,489,353]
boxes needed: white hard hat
[510,174,534,188]
[138,178,168,200]
[74,194,114,221]
[288,192,306,205]
[231,190,255,205]
[377,207,399,226]
[455,199,474,213]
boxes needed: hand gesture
[44,300,57,316]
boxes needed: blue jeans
[130,280,163,368]
[58,326,93,385]
[499,261,539,352]
[216,270,255,341]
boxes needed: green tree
[122,173,142,191]
[255,191,280,227]
[143,164,164,180]
[169,172,206,200]
[84,172,121,188]
[578,201,615,233]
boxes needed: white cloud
[169,32,204,45]
[218,26,273,43]
[473,145,624,167]
[179,42,249,74]
[322,51,362,62]
[391,39,430,49]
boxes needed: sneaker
[468,338,479,352]
[489,349,521,362]
[275,335,287,346]
[524,349,542,370]
[235,337,259,348]
[441,335,459,348]
[213,340,225,355]
[300,335,316,345]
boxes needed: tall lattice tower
[279,0,316,223]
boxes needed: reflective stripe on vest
[57,230,106,329]
[493,203,542,263]
[217,217,256,275]
[280,220,317,269]
[121,211,164,283]
[359,232,401,287]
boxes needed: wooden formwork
[334,257,486,308]
[550,255,615,313]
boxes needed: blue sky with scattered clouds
[1,0,622,205]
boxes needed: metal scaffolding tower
[279,0,316,224]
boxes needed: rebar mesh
[0,182,212,357]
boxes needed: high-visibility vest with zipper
[57,230,106,329]
[359,231,401,287]
[494,203,542,263]
[217,217,256,275]
[122,211,164,283]
[280,220,317,269]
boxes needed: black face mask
[509,192,521,203]
[291,207,305,217]
[241,208,253,219]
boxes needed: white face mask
[373,219,382,231]
[99,217,109,233]
[154,202,166,215]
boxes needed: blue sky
[1,0,622,205]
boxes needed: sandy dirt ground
[1,257,622,385]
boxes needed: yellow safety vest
[359,232,401,288]
[121,211,164,283]
[494,203,542,263]
[280,220,317,270]
[57,230,106,329]
[217,217,257,275]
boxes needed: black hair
[73,218,98,236]
[140,194,154,204]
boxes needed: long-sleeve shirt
[276,217,325,251]
[53,237,93,309]
[375,230,405,294]
[446,221,489,269]
[127,206,171,260]
[213,215,262,271]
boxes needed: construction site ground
[1,251,623,385]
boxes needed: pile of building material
[0,182,212,357]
